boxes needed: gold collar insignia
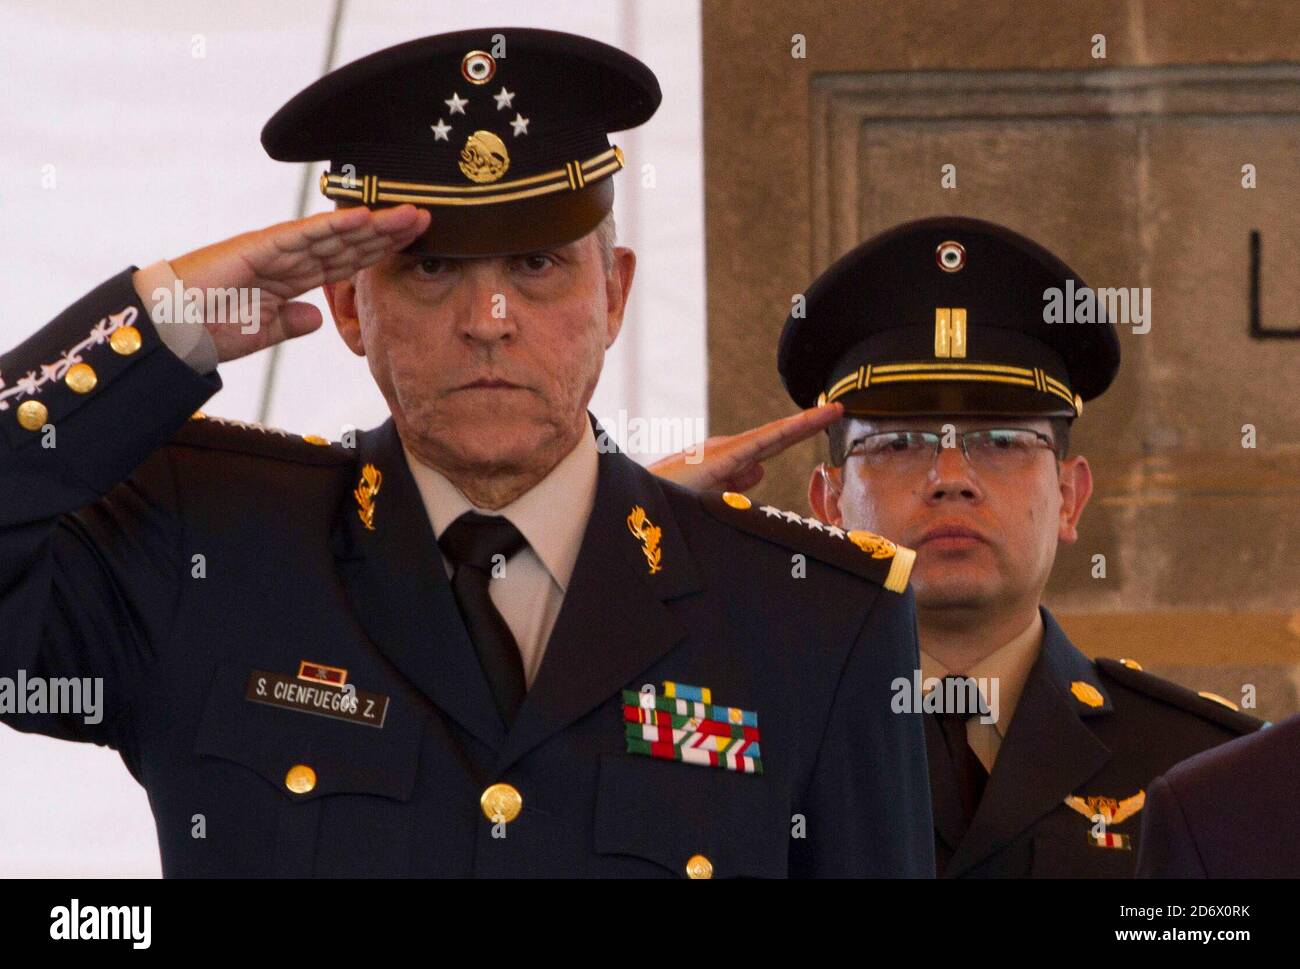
[627,505,663,574]
[354,463,383,531]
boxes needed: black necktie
[934,675,990,831]
[438,511,529,728]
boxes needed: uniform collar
[1039,607,1112,716]
[920,609,1044,737]
[403,419,599,594]
[333,415,650,756]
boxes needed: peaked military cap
[777,216,1121,419]
[262,28,661,257]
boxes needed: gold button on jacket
[685,854,713,879]
[480,782,523,823]
[284,764,317,794]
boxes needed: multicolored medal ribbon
[622,681,762,774]
[1088,831,1132,850]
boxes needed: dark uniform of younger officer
[776,216,1262,877]
[0,30,933,877]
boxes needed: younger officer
[0,29,931,877]
[655,216,1261,877]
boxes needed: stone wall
[702,0,1300,718]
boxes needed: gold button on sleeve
[109,325,142,355]
[64,363,98,394]
[17,400,49,431]
[284,764,317,794]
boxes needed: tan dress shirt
[920,609,1045,773]
[404,426,599,688]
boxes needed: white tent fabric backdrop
[0,0,704,876]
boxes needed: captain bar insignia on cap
[934,307,967,358]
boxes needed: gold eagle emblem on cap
[459,130,510,183]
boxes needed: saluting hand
[162,205,431,363]
[648,403,844,492]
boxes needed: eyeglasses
[842,428,1058,476]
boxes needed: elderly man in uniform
[0,29,932,877]
[654,217,1261,877]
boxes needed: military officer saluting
[654,216,1261,877]
[0,29,932,877]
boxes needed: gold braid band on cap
[320,146,623,207]
[825,361,1076,410]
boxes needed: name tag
[245,669,389,728]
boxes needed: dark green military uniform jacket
[0,269,934,877]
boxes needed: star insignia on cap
[268,28,662,259]
[760,505,783,519]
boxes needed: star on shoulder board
[172,411,351,466]
[700,490,914,593]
